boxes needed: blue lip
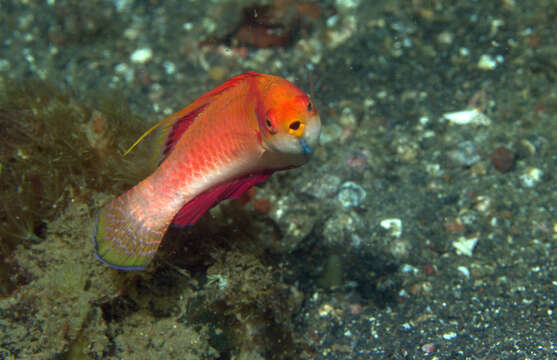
[300,138,312,155]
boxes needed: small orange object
[230,1,322,48]
[424,262,436,276]
[490,146,515,173]
[254,198,271,215]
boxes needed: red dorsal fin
[158,73,261,160]
[172,173,271,226]
[162,104,207,159]
[198,72,259,100]
[123,73,262,163]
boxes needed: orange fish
[93,72,321,270]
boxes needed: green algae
[0,78,152,297]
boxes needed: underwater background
[0,0,556,359]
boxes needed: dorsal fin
[124,72,261,163]
[197,72,260,101]
[158,72,261,160]
[161,104,207,159]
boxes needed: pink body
[94,73,321,270]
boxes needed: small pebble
[389,237,411,259]
[490,19,504,36]
[253,199,270,215]
[442,108,491,126]
[453,236,479,256]
[437,31,453,45]
[349,303,363,315]
[474,195,491,213]
[400,264,419,274]
[502,0,516,10]
[490,146,515,173]
[424,263,435,276]
[163,61,176,75]
[319,123,342,144]
[457,266,470,278]
[477,54,497,70]
[0,59,10,72]
[519,167,543,188]
[396,142,418,162]
[516,138,536,158]
[309,175,341,199]
[380,218,402,237]
[130,48,153,64]
[319,304,333,317]
[335,0,360,10]
[422,343,435,353]
[123,26,139,40]
[209,66,228,82]
[447,140,481,167]
[339,107,357,127]
[337,181,366,207]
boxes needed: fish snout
[301,114,321,155]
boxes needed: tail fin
[93,195,166,270]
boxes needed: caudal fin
[93,195,166,270]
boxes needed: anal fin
[172,173,271,226]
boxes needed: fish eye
[307,101,312,112]
[265,116,277,134]
[289,121,300,130]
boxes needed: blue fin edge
[91,213,147,271]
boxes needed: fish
[93,72,321,270]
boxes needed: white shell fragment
[453,236,479,256]
[130,48,153,64]
[442,108,491,126]
[477,54,497,70]
[519,167,543,188]
[380,218,403,238]
[457,266,470,278]
[337,181,366,207]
